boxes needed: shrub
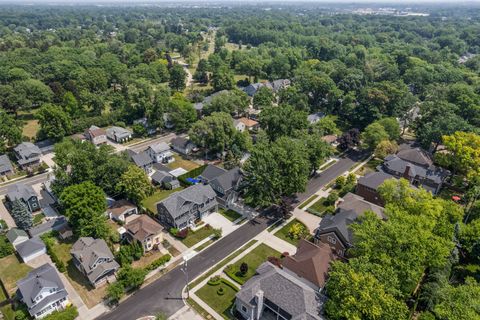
[42,306,78,320]
[335,176,346,189]
[176,229,189,239]
[324,205,336,215]
[288,223,308,240]
[106,282,125,304]
[346,173,356,185]
[132,123,147,138]
[239,262,248,275]
[169,228,179,236]
[117,266,147,291]
[217,287,225,295]
[0,234,14,258]
[115,121,126,128]
[325,192,339,206]
[40,233,66,272]
[267,256,282,268]
[212,228,222,240]
[144,254,172,273]
[208,276,221,286]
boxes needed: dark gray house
[396,145,433,168]
[71,237,120,288]
[198,164,226,183]
[151,171,180,190]
[356,171,396,206]
[209,167,242,206]
[6,183,40,213]
[170,137,196,156]
[378,154,448,194]
[156,184,218,230]
[16,263,69,319]
[314,193,385,257]
[131,151,154,174]
[0,154,14,176]
[14,142,42,169]
[235,261,326,320]
[15,237,47,263]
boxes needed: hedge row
[40,233,66,273]
[144,254,172,273]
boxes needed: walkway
[0,200,15,228]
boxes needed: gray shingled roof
[17,263,67,316]
[106,126,132,139]
[6,228,28,244]
[71,237,119,284]
[307,112,325,124]
[316,193,385,246]
[151,171,177,184]
[28,217,68,238]
[200,164,226,182]
[132,151,153,167]
[358,172,396,190]
[236,262,324,320]
[6,184,37,203]
[380,155,447,184]
[210,167,241,193]
[14,142,41,164]
[0,154,14,174]
[16,237,46,259]
[158,184,217,219]
[148,142,170,154]
[171,137,193,149]
[396,147,433,168]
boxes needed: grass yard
[0,255,32,295]
[182,225,216,248]
[308,197,329,216]
[224,244,281,285]
[357,158,383,176]
[298,195,319,209]
[274,219,309,246]
[0,283,15,320]
[132,250,165,269]
[33,212,45,226]
[219,208,242,222]
[167,154,201,171]
[18,110,40,140]
[196,279,238,319]
[141,188,183,213]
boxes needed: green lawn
[298,195,319,209]
[0,255,33,295]
[196,279,238,319]
[141,188,183,213]
[18,110,40,139]
[167,154,201,171]
[357,158,383,176]
[182,226,216,248]
[0,284,15,320]
[274,219,309,246]
[33,213,45,226]
[308,197,329,215]
[224,244,281,285]
[219,208,242,222]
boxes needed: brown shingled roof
[107,200,136,219]
[125,215,163,242]
[238,117,259,128]
[282,239,337,288]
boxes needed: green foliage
[374,140,399,159]
[36,103,72,141]
[116,165,154,205]
[42,306,78,320]
[117,266,147,291]
[116,241,144,267]
[377,118,401,141]
[9,199,32,230]
[169,64,187,91]
[253,86,274,109]
[41,233,66,272]
[106,281,125,304]
[259,104,308,141]
[433,277,480,320]
[361,122,389,151]
[0,110,22,152]
[59,181,108,239]
[177,165,207,186]
[212,65,234,92]
[144,254,172,273]
[204,90,249,116]
[287,223,308,240]
[0,235,14,258]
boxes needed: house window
[327,236,337,244]
[241,305,247,313]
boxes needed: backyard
[274,219,310,246]
[181,225,216,248]
[167,154,201,171]
[224,244,281,285]
[196,278,238,319]
[219,208,242,222]
[141,188,183,213]
[0,255,33,295]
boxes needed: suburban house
[396,145,433,168]
[282,239,337,289]
[6,228,29,246]
[17,263,69,319]
[270,79,291,93]
[124,215,163,253]
[233,119,246,132]
[156,184,218,230]
[106,200,138,223]
[14,142,42,169]
[15,237,47,263]
[307,112,325,124]
[243,80,290,97]
[193,90,230,115]
[133,118,156,135]
[235,261,326,320]
[28,216,69,238]
[198,164,227,183]
[151,171,180,190]
[146,142,174,164]
[170,137,196,156]
[321,135,338,145]
[244,82,269,97]
[378,154,449,194]
[85,125,107,146]
[0,154,14,176]
[71,237,120,287]
[314,193,385,257]
[106,126,132,143]
[238,117,260,131]
[209,167,242,206]
[6,183,40,213]
[130,151,154,174]
[356,171,396,206]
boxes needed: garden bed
[274,219,310,246]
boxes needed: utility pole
[181,252,195,299]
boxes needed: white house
[146,142,175,164]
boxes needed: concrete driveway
[0,199,15,228]
[202,212,238,235]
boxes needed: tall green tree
[259,104,308,141]
[116,165,154,205]
[36,103,72,141]
[10,199,33,230]
[211,65,234,92]
[252,86,274,109]
[361,122,389,150]
[0,109,22,153]
[168,64,187,91]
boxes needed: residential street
[96,150,366,320]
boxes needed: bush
[42,306,78,320]
[325,192,339,206]
[144,254,172,273]
[212,228,222,240]
[208,275,221,286]
[239,262,248,275]
[40,234,66,272]
[217,287,225,295]
[117,266,147,291]
[176,229,189,239]
[335,176,346,189]
[324,205,336,215]
[132,123,147,138]
[0,235,14,258]
[106,282,125,304]
[169,228,179,236]
[115,121,126,128]
[288,223,308,240]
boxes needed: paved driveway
[202,211,238,235]
[0,200,15,228]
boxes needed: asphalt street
[96,150,367,320]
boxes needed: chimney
[255,290,264,320]
[403,166,411,179]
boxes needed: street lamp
[181,252,196,299]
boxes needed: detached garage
[15,237,46,263]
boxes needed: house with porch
[6,183,40,214]
[14,142,42,169]
[156,184,218,230]
[17,263,69,319]
[146,142,174,164]
[71,237,120,288]
[124,215,163,253]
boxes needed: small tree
[325,192,339,206]
[288,223,307,240]
[240,262,249,275]
[106,282,125,305]
[335,176,346,189]
[10,199,33,230]
[212,228,222,240]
